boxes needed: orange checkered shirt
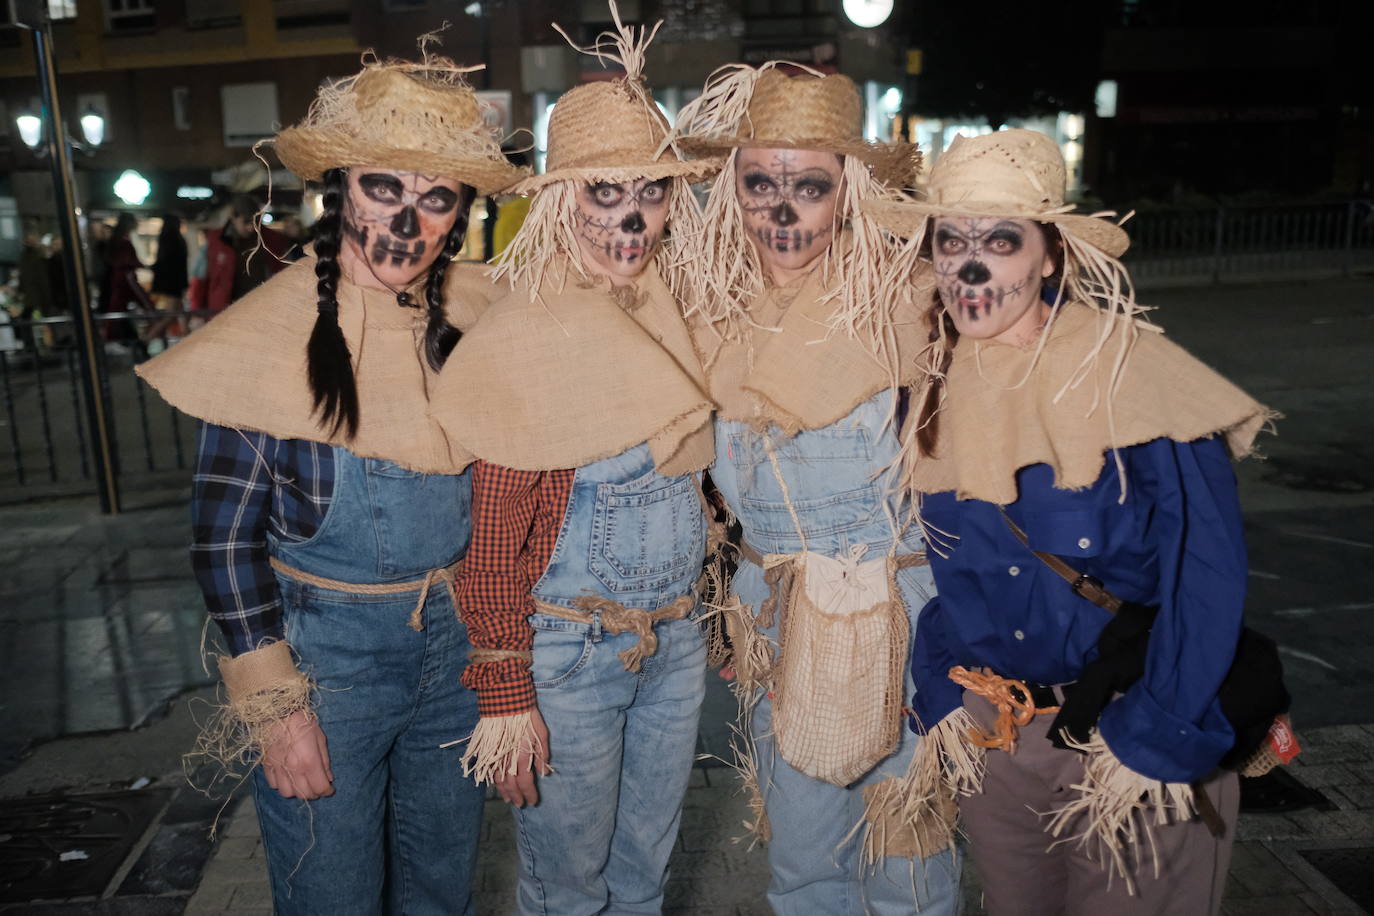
[456,460,575,717]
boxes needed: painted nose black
[390,206,420,239]
[773,203,798,227]
[620,210,646,234]
[957,260,991,285]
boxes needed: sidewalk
[177,726,1374,916]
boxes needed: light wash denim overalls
[253,446,483,916]
[514,441,708,916]
[710,390,960,916]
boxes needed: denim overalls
[513,441,708,915]
[709,390,959,916]
[252,446,483,916]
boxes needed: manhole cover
[0,789,170,903]
[1300,847,1374,912]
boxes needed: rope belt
[734,540,929,628]
[534,592,696,673]
[269,555,463,632]
[948,665,1061,754]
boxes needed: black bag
[999,511,1290,768]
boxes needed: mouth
[957,286,999,318]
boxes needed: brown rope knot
[567,593,696,673]
[948,665,1060,754]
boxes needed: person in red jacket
[188,195,290,317]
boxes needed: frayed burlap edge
[184,640,315,795]
[453,710,549,787]
[1044,731,1196,896]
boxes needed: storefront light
[113,169,151,206]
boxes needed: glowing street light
[16,111,43,149]
[79,106,105,147]
[842,0,893,29]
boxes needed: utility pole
[14,0,122,513]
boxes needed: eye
[744,174,774,195]
[590,183,624,206]
[985,230,1024,255]
[937,236,967,256]
[419,189,459,213]
[796,180,832,202]
[640,183,666,203]
[358,174,403,204]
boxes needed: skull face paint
[573,177,670,284]
[341,167,465,289]
[735,148,841,280]
[933,217,1057,344]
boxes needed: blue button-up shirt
[189,422,335,656]
[911,436,1246,782]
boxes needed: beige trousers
[958,691,1238,916]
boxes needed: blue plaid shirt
[190,422,335,656]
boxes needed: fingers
[314,727,336,788]
[514,770,539,807]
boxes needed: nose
[620,210,646,234]
[957,260,991,285]
[773,203,798,227]
[390,206,420,239]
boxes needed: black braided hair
[421,183,478,372]
[306,167,360,439]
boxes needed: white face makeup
[342,167,465,290]
[573,177,671,284]
[932,217,1056,344]
[735,147,842,280]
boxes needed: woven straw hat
[862,129,1129,256]
[274,53,525,195]
[677,66,920,188]
[509,7,722,195]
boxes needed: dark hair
[114,212,138,239]
[911,219,1065,458]
[306,168,477,439]
[157,214,182,247]
[230,194,259,222]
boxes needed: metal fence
[0,311,197,501]
[3,200,1374,502]
[1126,200,1374,287]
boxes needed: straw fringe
[856,776,958,864]
[553,0,657,100]
[852,709,984,869]
[183,646,315,790]
[1044,731,1196,895]
[455,710,546,787]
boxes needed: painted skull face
[343,167,465,288]
[933,217,1056,343]
[573,177,671,283]
[735,148,842,277]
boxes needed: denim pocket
[728,426,872,467]
[365,457,423,478]
[740,482,880,540]
[588,472,703,594]
[530,615,594,689]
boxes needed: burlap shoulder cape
[429,261,714,475]
[136,256,503,474]
[911,301,1276,504]
[701,264,933,434]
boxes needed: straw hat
[862,129,1129,256]
[274,52,525,196]
[677,66,920,188]
[509,6,722,195]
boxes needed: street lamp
[79,106,105,147]
[16,110,43,149]
[842,0,893,29]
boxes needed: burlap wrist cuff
[188,641,315,782]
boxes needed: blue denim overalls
[513,441,708,915]
[252,446,483,916]
[709,390,959,916]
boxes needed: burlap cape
[136,256,503,474]
[910,301,1275,504]
[429,261,714,475]
[701,264,932,433]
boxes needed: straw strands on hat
[490,1,712,308]
[272,36,524,195]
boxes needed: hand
[718,664,737,682]
[261,709,335,800]
[494,708,551,808]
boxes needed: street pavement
[1,275,1372,913]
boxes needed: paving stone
[1327,783,1374,809]
[1289,763,1363,789]
[228,881,275,909]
